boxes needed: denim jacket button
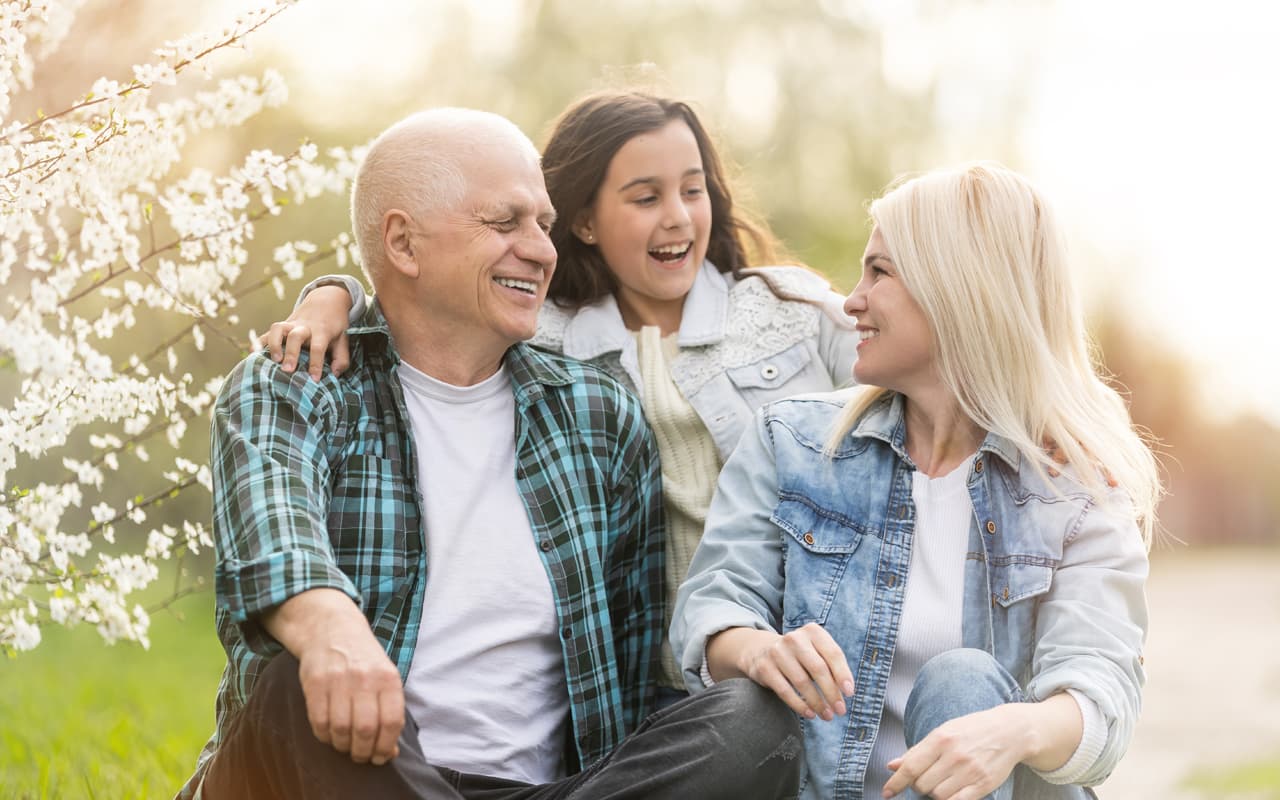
[985,520,997,534]
[803,532,815,545]
[974,458,984,473]
[760,364,779,380]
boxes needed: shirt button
[540,539,553,551]
[803,532,815,545]
[760,364,779,380]
[561,626,572,639]
[986,520,997,534]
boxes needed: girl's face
[573,119,712,332]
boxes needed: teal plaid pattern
[183,303,665,797]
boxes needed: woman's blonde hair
[828,162,1161,546]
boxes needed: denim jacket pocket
[726,342,814,391]
[772,495,865,628]
[988,559,1054,677]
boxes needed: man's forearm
[261,587,376,658]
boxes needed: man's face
[409,145,557,349]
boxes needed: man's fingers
[370,686,405,766]
[305,683,332,744]
[328,693,353,754]
[348,693,380,763]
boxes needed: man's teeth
[495,277,538,294]
[859,329,879,342]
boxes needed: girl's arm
[264,275,367,379]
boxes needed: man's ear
[571,209,597,245]
[383,209,420,279]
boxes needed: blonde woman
[672,163,1157,800]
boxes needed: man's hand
[260,285,355,380]
[708,624,854,721]
[263,588,405,765]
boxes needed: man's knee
[247,650,309,722]
[710,679,804,768]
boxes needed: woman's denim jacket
[308,260,859,461]
[671,391,1149,800]
[530,260,858,459]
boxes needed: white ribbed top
[865,458,973,794]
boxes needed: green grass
[0,591,225,800]
[1185,757,1280,799]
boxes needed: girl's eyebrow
[617,167,705,193]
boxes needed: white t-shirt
[398,362,569,784]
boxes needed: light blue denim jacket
[307,260,858,460]
[671,390,1149,800]
[531,260,858,458]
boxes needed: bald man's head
[350,108,541,283]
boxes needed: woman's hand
[708,624,854,721]
[881,704,1026,799]
[261,285,354,380]
[882,693,1081,799]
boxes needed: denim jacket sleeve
[670,407,786,691]
[1024,495,1149,786]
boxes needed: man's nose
[518,224,557,267]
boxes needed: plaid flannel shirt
[181,303,665,798]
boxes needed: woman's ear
[383,209,420,279]
[571,209,597,245]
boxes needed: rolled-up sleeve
[211,353,358,655]
[671,408,787,691]
[1025,495,1149,785]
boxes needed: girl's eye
[684,186,705,198]
[633,196,658,206]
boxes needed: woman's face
[574,119,712,331]
[844,226,936,394]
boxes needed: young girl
[672,163,1157,799]
[266,90,859,706]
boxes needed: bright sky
[215,0,1280,427]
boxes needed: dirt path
[1099,547,1280,798]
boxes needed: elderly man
[181,109,801,800]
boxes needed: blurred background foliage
[14,0,1258,553]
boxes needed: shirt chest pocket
[328,454,417,580]
[726,343,823,404]
[988,560,1054,676]
[772,496,866,629]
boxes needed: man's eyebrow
[863,252,893,268]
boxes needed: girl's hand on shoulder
[881,703,1026,800]
[711,623,854,722]
[260,285,354,380]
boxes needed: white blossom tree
[0,0,363,654]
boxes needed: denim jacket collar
[560,259,730,361]
[847,391,1023,476]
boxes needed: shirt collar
[561,259,730,359]
[353,300,573,408]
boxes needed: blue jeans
[902,649,1096,800]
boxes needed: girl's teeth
[859,329,879,342]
